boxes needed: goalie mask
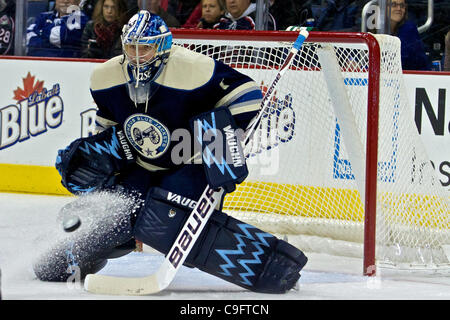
[122,11,172,104]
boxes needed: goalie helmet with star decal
[121,10,172,90]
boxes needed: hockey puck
[62,215,81,232]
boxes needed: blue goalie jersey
[90,45,262,172]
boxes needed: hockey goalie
[33,10,307,294]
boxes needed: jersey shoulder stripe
[156,46,215,90]
[215,81,262,115]
[90,55,128,91]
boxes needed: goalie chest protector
[90,46,262,171]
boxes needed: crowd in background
[0,0,449,70]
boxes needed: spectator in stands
[444,31,450,71]
[181,2,202,28]
[167,0,200,26]
[80,0,97,18]
[295,0,314,27]
[215,0,276,30]
[269,0,299,31]
[138,0,180,27]
[0,0,15,55]
[81,0,128,58]
[82,0,138,20]
[196,0,225,28]
[125,0,140,19]
[27,0,89,57]
[315,0,364,32]
[389,0,430,70]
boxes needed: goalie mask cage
[172,29,450,276]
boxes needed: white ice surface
[0,192,449,300]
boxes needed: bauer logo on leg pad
[168,187,216,268]
[191,107,248,192]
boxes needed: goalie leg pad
[199,216,308,293]
[133,187,307,293]
[132,187,204,257]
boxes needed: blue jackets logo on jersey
[124,113,170,159]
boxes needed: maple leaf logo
[13,72,44,102]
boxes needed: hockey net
[172,30,450,274]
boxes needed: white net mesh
[173,32,450,272]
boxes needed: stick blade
[84,273,163,296]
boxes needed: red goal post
[171,29,449,275]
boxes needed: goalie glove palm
[55,126,136,194]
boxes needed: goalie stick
[84,28,309,295]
